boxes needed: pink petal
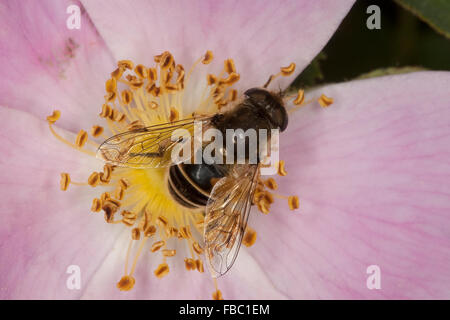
[0,106,122,299]
[81,0,355,90]
[0,0,115,132]
[248,71,450,299]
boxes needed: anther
[280,63,296,76]
[202,50,214,64]
[134,64,148,78]
[118,60,134,70]
[277,160,287,176]
[154,263,169,278]
[131,228,140,240]
[117,275,135,291]
[264,178,278,190]
[105,78,117,93]
[46,110,61,124]
[122,90,133,105]
[196,259,204,273]
[119,178,130,190]
[243,227,257,247]
[75,130,88,148]
[224,59,236,74]
[288,196,299,210]
[91,125,104,138]
[293,89,305,105]
[207,74,217,85]
[87,172,100,187]
[192,242,203,255]
[91,198,102,212]
[184,258,196,271]
[318,94,334,107]
[151,241,165,252]
[60,173,70,191]
[212,290,223,300]
[162,249,176,257]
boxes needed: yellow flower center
[46,50,327,299]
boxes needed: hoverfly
[97,87,288,277]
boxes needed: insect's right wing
[97,116,212,168]
[204,163,260,278]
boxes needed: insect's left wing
[204,163,260,278]
[97,117,211,168]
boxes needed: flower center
[47,50,330,299]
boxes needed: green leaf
[395,0,450,39]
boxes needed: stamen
[318,94,334,107]
[277,160,287,176]
[151,241,165,252]
[154,263,169,278]
[202,50,214,64]
[60,173,70,191]
[288,196,300,210]
[117,275,135,291]
[91,125,104,137]
[264,178,278,190]
[280,63,296,76]
[243,227,257,247]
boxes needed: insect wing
[204,163,259,277]
[97,117,211,168]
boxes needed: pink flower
[0,0,449,299]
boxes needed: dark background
[292,0,450,88]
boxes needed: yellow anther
[121,90,133,105]
[118,60,134,70]
[60,173,70,191]
[162,249,176,257]
[288,195,299,210]
[264,178,278,190]
[184,258,196,271]
[212,290,223,300]
[207,74,217,85]
[280,62,296,76]
[117,275,135,291]
[196,259,204,273]
[293,89,305,105]
[91,198,102,212]
[154,263,169,278]
[117,178,129,190]
[277,160,287,176]
[91,125,104,138]
[220,72,240,85]
[148,67,157,81]
[169,108,179,122]
[46,110,61,124]
[99,104,112,118]
[160,51,174,70]
[105,78,117,93]
[202,50,214,64]
[87,172,100,187]
[75,130,88,148]
[224,59,236,74]
[110,67,124,79]
[243,227,257,247]
[131,228,140,240]
[151,241,165,252]
[192,242,203,255]
[134,64,148,78]
[318,94,334,107]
